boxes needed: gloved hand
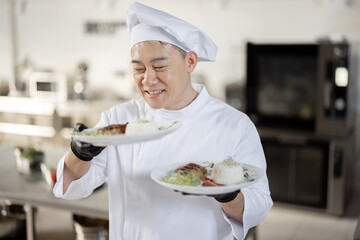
[174,189,240,203]
[70,123,105,161]
[212,190,240,203]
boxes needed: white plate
[71,121,182,146]
[151,161,265,195]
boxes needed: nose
[142,69,158,86]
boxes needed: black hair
[159,41,187,59]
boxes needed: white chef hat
[126,2,218,62]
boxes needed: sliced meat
[95,123,128,135]
[175,163,207,177]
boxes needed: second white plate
[72,121,182,146]
[151,161,265,195]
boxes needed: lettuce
[162,171,201,186]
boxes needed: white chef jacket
[53,84,273,240]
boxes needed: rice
[125,119,159,134]
[210,157,244,185]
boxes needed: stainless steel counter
[0,144,108,239]
[0,96,123,147]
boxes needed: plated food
[162,157,251,187]
[151,158,264,195]
[211,158,245,185]
[162,162,208,186]
[71,120,182,146]
[125,119,160,134]
[76,119,159,136]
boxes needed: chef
[53,2,273,240]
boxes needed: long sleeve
[53,149,108,200]
[53,112,111,200]
[227,116,273,239]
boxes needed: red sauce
[201,177,224,187]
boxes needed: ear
[186,51,198,73]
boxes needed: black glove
[212,190,240,203]
[174,189,240,203]
[70,123,105,161]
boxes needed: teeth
[147,90,163,94]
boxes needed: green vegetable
[162,172,201,186]
[202,161,214,169]
[21,148,44,164]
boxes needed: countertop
[0,96,123,127]
[0,144,108,219]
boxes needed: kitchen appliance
[245,42,355,137]
[261,135,354,215]
[236,41,358,215]
[29,72,67,102]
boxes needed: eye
[133,67,145,73]
[154,66,166,71]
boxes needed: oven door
[262,135,351,215]
[262,137,329,208]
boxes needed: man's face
[131,41,197,110]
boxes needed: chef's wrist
[65,150,92,181]
[214,190,240,203]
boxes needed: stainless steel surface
[0,97,121,147]
[0,201,31,239]
[0,144,108,218]
[260,131,354,215]
[315,43,354,138]
[0,144,109,240]
[326,137,351,215]
[73,214,109,240]
[24,203,34,240]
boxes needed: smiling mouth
[145,90,165,95]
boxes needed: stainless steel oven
[245,42,355,137]
[230,41,360,215]
[260,134,354,215]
